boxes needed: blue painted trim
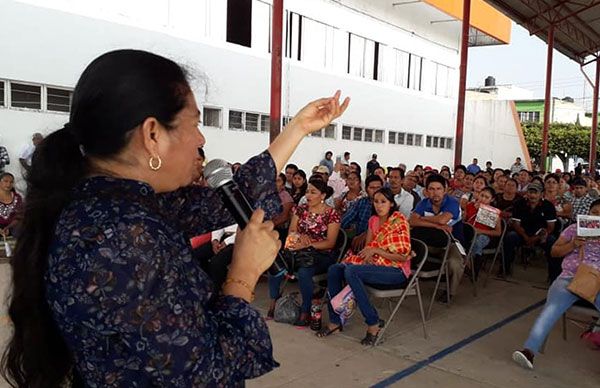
[371,299,546,388]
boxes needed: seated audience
[461,175,487,210]
[410,174,464,301]
[317,188,411,345]
[285,163,299,191]
[543,173,572,222]
[273,173,295,241]
[453,172,474,202]
[403,171,421,208]
[268,177,341,326]
[566,177,596,223]
[335,171,365,216]
[503,182,558,280]
[464,187,502,277]
[512,199,600,370]
[495,178,519,219]
[388,167,414,217]
[291,170,308,205]
[0,173,23,238]
[517,169,531,193]
[342,176,384,251]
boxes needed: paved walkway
[0,259,598,387]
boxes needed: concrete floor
[0,258,598,387]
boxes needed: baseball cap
[527,181,544,193]
[315,165,330,174]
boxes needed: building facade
[0,0,518,190]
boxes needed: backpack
[274,292,301,324]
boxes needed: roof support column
[454,0,471,167]
[541,25,554,172]
[589,58,600,176]
[269,0,284,144]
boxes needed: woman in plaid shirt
[318,188,412,345]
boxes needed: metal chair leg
[415,280,428,339]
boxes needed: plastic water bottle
[310,301,322,331]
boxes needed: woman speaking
[1,50,349,387]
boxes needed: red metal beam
[454,0,471,167]
[269,0,284,144]
[541,25,554,172]
[589,58,600,175]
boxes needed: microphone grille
[204,159,233,189]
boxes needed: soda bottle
[310,300,322,331]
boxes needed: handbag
[329,284,356,325]
[274,292,301,324]
[280,248,317,272]
[567,245,600,304]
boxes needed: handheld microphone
[204,159,288,277]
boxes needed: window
[229,110,243,130]
[260,114,270,132]
[408,54,422,91]
[11,83,41,109]
[251,0,271,53]
[398,132,405,145]
[342,125,352,140]
[348,34,376,80]
[415,134,422,146]
[518,111,541,123]
[245,112,259,132]
[375,130,384,143]
[439,137,445,149]
[0,81,4,107]
[364,128,373,142]
[406,133,414,146]
[426,136,432,147]
[226,0,252,47]
[286,12,302,60]
[446,138,453,149]
[324,124,336,139]
[310,129,323,137]
[203,107,222,128]
[436,64,450,97]
[353,127,363,141]
[301,17,328,68]
[388,131,396,144]
[283,116,293,126]
[46,87,71,113]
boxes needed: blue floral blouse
[45,151,282,387]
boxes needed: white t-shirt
[394,189,415,218]
[19,144,35,167]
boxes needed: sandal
[316,324,343,338]
[360,330,380,346]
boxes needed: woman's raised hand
[289,91,350,136]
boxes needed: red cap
[424,166,433,171]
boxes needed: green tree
[522,122,599,170]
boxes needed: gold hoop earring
[149,156,162,171]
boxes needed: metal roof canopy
[485,0,600,64]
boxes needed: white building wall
[463,100,528,169]
[0,0,521,192]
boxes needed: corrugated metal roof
[484,0,600,63]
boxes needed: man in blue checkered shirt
[568,177,597,222]
[341,175,383,251]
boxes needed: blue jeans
[268,252,336,313]
[503,231,558,278]
[524,277,600,353]
[471,234,490,256]
[326,263,408,326]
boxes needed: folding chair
[410,227,452,319]
[312,229,348,284]
[365,238,429,345]
[483,219,507,287]
[541,299,599,353]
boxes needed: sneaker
[512,349,534,370]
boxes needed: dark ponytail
[1,49,190,388]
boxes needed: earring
[149,155,162,171]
